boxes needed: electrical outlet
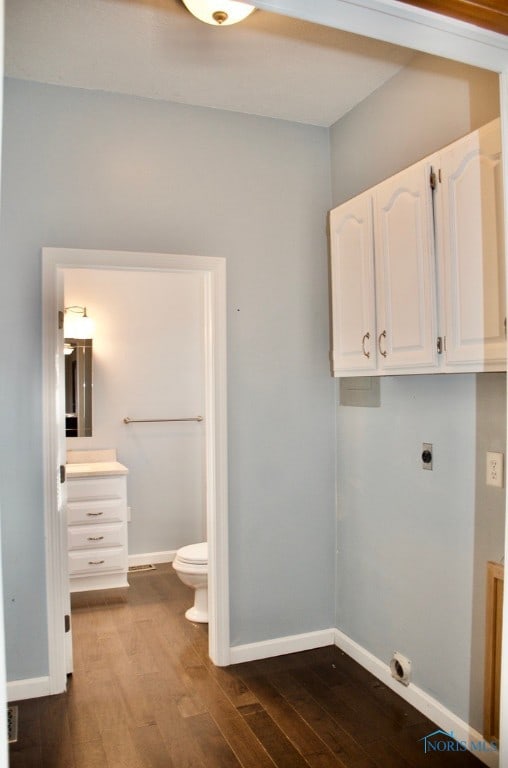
[486,452,504,488]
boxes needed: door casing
[42,248,229,693]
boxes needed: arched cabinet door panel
[373,161,438,373]
[329,192,377,375]
[437,119,506,370]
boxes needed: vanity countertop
[66,461,128,478]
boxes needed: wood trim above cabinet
[394,0,508,35]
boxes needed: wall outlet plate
[486,451,504,488]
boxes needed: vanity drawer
[68,522,124,550]
[68,547,126,576]
[67,498,124,525]
[67,476,126,502]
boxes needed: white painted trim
[42,248,229,689]
[250,0,508,73]
[229,629,335,665]
[128,551,176,566]
[7,677,50,703]
[334,629,498,768]
[499,70,508,768]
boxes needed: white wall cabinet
[66,461,129,593]
[330,118,505,377]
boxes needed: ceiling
[4,0,416,127]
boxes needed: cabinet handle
[87,536,104,541]
[361,332,370,358]
[86,512,104,517]
[88,560,105,565]
[378,330,387,358]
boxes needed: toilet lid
[176,542,208,565]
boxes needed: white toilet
[172,541,208,623]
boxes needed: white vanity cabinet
[66,462,129,592]
[330,118,505,377]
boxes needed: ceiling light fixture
[182,0,255,26]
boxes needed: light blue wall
[330,53,503,726]
[0,78,335,679]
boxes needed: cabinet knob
[86,511,103,517]
[88,560,105,566]
[378,330,388,358]
[87,536,104,541]
[361,332,370,358]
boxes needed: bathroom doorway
[64,267,207,562]
[42,248,229,694]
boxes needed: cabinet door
[330,192,377,374]
[374,161,438,372]
[438,119,505,369]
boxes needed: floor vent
[8,706,18,744]
[128,564,156,572]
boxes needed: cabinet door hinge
[437,337,443,354]
[59,464,66,484]
[430,169,442,190]
[65,614,71,633]
[58,310,64,330]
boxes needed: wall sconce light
[64,306,94,339]
[181,0,255,26]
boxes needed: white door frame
[42,247,229,693]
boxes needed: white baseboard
[7,676,50,702]
[128,550,175,567]
[229,628,335,665]
[333,629,498,768]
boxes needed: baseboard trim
[229,628,335,665]
[128,550,175,567]
[7,676,50,702]
[333,629,498,768]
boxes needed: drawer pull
[86,512,104,517]
[87,536,104,541]
[88,560,105,565]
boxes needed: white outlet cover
[486,451,504,488]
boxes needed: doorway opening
[42,248,229,694]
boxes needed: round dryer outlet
[390,651,411,686]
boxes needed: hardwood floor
[10,565,483,767]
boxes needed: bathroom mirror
[64,338,93,437]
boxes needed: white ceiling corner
[4,0,415,126]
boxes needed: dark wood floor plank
[39,694,75,768]
[241,673,345,765]
[242,708,312,768]
[72,739,109,768]
[101,723,145,768]
[66,674,103,744]
[364,738,415,768]
[128,722,176,768]
[184,663,277,768]
[270,671,378,768]
[152,696,208,768]
[186,711,244,768]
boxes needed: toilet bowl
[173,541,208,623]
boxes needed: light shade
[182,0,255,26]
[64,306,94,339]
